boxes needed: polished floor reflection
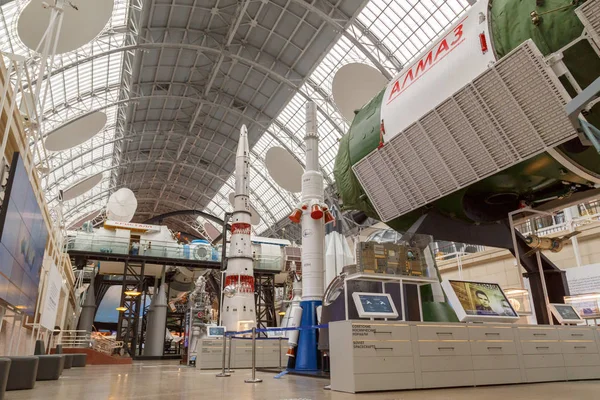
[5,361,600,400]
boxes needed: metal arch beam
[128,80,346,159]
[351,18,403,72]
[142,210,229,228]
[55,157,284,229]
[44,129,238,186]
[40,92,328,212]
[40,92,319,182]
[62,186,229,223]
[35,38,345,165]
[46,146,294,226]
[283,0,393,80]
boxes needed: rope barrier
[225,324,328,338]
[216,324,327,381]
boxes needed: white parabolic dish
[106,188,137,222]
[228,192,261,226]
[62,173,103,201]
[332,63,388,121]
[17,0,114,54]
[265,147,303,193]
[45,111,107,152]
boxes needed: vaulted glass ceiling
[202,0,469,236]
[0,0,469,238]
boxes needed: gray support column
[77,273,96,332]
[144,266,168,356]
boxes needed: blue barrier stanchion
[215,334,230,377]
[244,327,262,383]
[226,336,235,373]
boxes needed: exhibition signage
[40,262,62,330]
[565,263,600,295]
[103,220,160,232]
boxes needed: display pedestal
[293,300,321,372]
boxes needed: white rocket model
[289,102,334,300]
[221,125,256,332]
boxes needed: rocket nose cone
[237,125,249,156]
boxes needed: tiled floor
[6,361,600,399]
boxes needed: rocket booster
[288,102,334,301]
[221,125,256,332]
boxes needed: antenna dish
[45,111,107,152]
[62,173,103,201]
[265,147,303,193]
[332,63,388,121]
[18,0,114,54]
[106,188,137,222]
[228,192,261,226]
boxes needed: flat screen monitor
[352,292,399,319]
[442,280,519,323]
[549,304,583,325]
[0,153,49,315]
[206,326,226,337]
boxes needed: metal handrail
[64,234,221,262]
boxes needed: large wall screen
[0,153,49,315]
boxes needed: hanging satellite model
[333,0,600,234]
[220,125,257,332]
[18,0,114,55]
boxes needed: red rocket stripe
[231,222,251,234]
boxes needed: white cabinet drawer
[354,356,414,374]
[354,372,415,392]
[468,326,515,341]
[474,368,522,386]
[470,341,517,355]
[566,366,600,381]
[564,353,600,367]
[517,327,559,341]
[561,341,598,354]
[522,354,565,369]
[351,323,411,340]
[525,367,566,383]
[420,355,473,372]
[421,371,474,388]
[418,340,471,356]
[558,328,596,341]
[417,325,469,341]
[200,348,224,355]
[472,355,520,370]
[520,341,562,355]
[352,340,412,357]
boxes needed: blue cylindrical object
[294,300,321,371]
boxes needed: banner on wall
[565,264,600,295]
[40,262,62,330]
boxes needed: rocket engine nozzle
[289,208,302,224]
[310,204,323,220]
[324,209,335,224]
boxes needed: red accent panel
[225,274,255,292]
[479,32,488,54]
[231,222,251,234]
